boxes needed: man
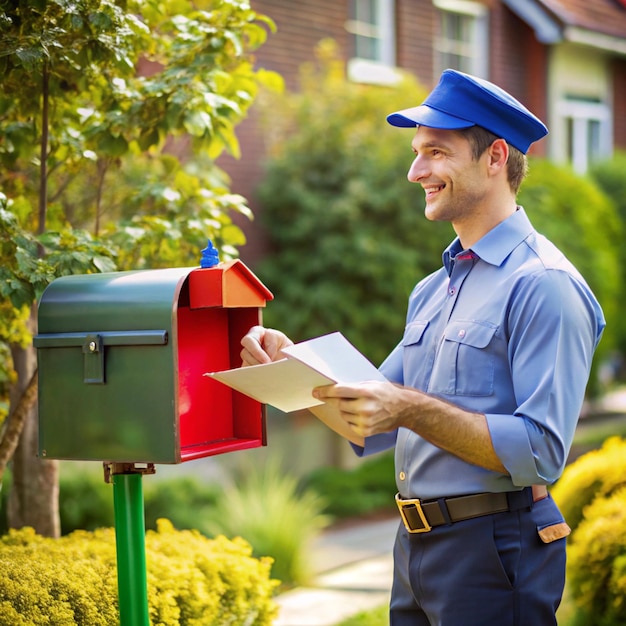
[240,69,605,625]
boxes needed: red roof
[538,0,626,39]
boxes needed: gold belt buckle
[395,493,432,533]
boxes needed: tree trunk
[7,307,60,538]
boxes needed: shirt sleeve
[486,269,604,486]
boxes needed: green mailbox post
[34,260,273,625]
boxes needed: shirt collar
[443,206,534,273]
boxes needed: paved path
[273,517,398,626]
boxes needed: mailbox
[33,261,273,464]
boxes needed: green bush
[0,521,278,625]
[59,466,114,534]
[255,40,452,366]
[57,465,328,589]
[566,488,626,626]
[589,151,626,364]
[143,475,221,536]
[304,452,396,518]
[203,459,330,587]
[551,436,626,533]
[59,467,221,536]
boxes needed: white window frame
[556,97,612,174]
[346,0,400,86]
[433,0,489,79]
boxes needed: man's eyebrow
[412,140,450,152]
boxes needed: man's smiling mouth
[424,184,446,198]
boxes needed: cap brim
[387,104,475,130]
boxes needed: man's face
[407,126,489,225]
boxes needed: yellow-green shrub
[566,488,626,626]
[0,520,279,625]
[551,436,626,532]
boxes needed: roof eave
[501,0,563,44]
[564,26,626,56]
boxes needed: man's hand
[312,381,407,437]
[240,325,294,366]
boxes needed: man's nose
[407,156,428,183]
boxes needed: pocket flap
[443,321,497,349]
[538,521,571,544]
[402,321,429,347]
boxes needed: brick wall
[490,3,549,157]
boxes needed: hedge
[0,519,278,625]
[551,436,626,533]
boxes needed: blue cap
[386,69,548,153]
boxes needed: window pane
[588,120,601,163]
[353,0,376,24]
[436,11,475,74]
[355,35,379,60]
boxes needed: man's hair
[457,126,528,194]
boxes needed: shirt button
[399,471,406,481]
[448,286,456,295]
[458,329,466,338]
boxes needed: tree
[0,0,280,535]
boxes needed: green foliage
[304,452,396,518]
[0,521,279,625]
[566,488,626,626]
[256,40,452,366]
[203,459,330,587]
[57,467,328,588]
[551,437,626,625]
[58,468,221,536]
[143,475,221,535]
[589,151,626,361]
[58,467,114,535]
[0,0,282,430]
[337,605,388,626]
[552,436,626,534]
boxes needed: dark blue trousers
[389,492,567,626]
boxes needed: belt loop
[437,498,453,525]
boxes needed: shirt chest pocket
[429,320,498,397]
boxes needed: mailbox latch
[82,334,104,384]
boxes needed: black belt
[396,486,547,534]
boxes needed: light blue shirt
[358,207,605,499]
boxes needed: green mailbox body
[34,261,273,463]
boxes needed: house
[218,0,626,265]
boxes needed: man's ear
[487,138,509,174]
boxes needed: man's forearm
[396,387,508,474]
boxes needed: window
[433,0,489,79]
[558,96,611,173]
[346,0,399,85]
